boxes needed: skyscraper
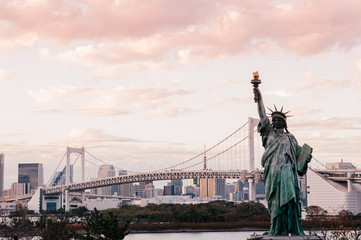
[112,169,132,197]
[97,164,115,195]
[171,179,183,195]
[215,179,226,199]
[200,178,215,198]
[0,154,4,197]
[18,163,43,192]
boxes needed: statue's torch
[251,71,262,102]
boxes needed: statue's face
[272,117,285,129]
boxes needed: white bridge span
[44,169,263,194]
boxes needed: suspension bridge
[11,118,265,212]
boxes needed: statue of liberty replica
[251,72,313,237]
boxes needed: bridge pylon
[65,146,85,211]
[248,117,259,201]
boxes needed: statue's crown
[267,105,292,121]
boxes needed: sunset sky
[1,0,361,187]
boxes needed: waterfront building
[132,183,144,198]
[326,160,356,170]
[307,168,361,214]
[144,183,156,198]
[0,154,3,197]
[18,163,43,192]
[215,179,226,199]
[156,188,163,197]
[9,182,30,196]
[183,185,195,195]
[171,179,183,195]
[163,184,175,196]
[200,178,215,198]
[86,198,120,211]
[225,182,236,199]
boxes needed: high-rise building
[132,184,144,197]
[163,185,175,196]
[200,178,215,198]
[215,179,226,199]
[183,185,195,195]
[144,183,156,198]
[18,163,43,192]
[171,179,183,195]
[226,182,236,199]
[9,182,30,196]
[97,165,116,195]
[0,154,4,197]
[112,170,132,197]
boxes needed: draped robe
[258,117,304,236]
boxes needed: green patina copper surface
[259,118,304,236]
[253,83,312,236]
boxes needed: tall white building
[0,154,4,197]
[97,165,115,195]
[307,168,361,214]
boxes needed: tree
[41,217,80,240]
[0,207,39,239]
[83,208,129,240]
[306,205,328,217]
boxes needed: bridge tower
[248,117,259,201]
[65,146,85,211]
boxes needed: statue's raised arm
[251,72,267,122]
[253,87,267,122]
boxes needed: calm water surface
[125,231,263,240]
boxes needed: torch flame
[253,71,259,79]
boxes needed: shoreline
[128,228,267,234]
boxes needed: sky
[0,0,361,188]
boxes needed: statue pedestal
[248,235,324,240]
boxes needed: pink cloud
[1,0,361,58]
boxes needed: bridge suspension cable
[155,121,249,172]
[46,152,66,186]
[181,135,249,170]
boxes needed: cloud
[1,0,361,61]
[75,85,192,117]
[356,58,361,72]
[27,86,94,103]
[148,107,196,117]
[0,68,14,81]
[58,128,141,144]
[38,47,51,58]
[75,108,130,117]
[292,76,352,93]
[292,107,321,116]
[212,97,242,106]
[32,108,62,113]
[0,33,38,51]
[291,117,361,130]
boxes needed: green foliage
[71,206,89,217]
[41,217,81,240]
[114,200,269,223]
[83,208,129,240]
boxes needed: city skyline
[0,0,361,187]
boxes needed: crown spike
[274,104,278,111]
[280,106,284,112]
[284,111,291,115]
